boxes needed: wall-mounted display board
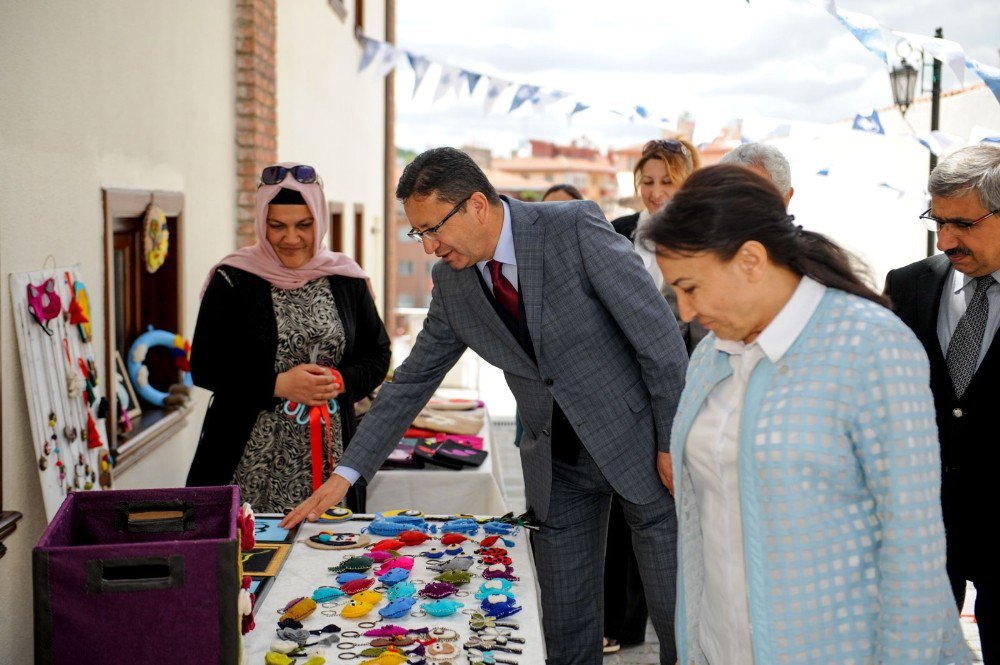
[9,264,113,521]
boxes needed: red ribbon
[308,402,332,492]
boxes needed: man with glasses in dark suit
[884,144,1000,663]
[282,147,689,664]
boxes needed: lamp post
[890,28,944,258]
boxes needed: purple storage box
[33,486,241,664]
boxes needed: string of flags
[358,0,1000,151]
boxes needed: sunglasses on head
[258,164,321,187]
[642,139,689,157]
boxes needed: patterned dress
[233,278,345,513]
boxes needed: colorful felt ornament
[424,641,461,661]
[377,597,416,619]
[426,627,459,642]
[359,652,407,665]
[433,570,472,586]
[143,204,169,273]
[329,556,373,574]
[426,555,474,572]
[482,564,519,581]
[420,599,463,617]
[364,550,396,563]
[395,530,432,546]
[26,278,61,335]
[420,547,445,559]
[351,590,383,605]
[480,554,512,567]
[375,556,414,574]
[370,538,406,552]
[316,506,353,522]
[377,568,410,586]
[440,518,479,536]
[308,531,369,550]
[419,582,458,599]
[363,625,411,638]
[339,577,376,595]
[279,597,317,623]
[386,581,416,601]
[477,579,514,596]
[482,521,515,535]
[440,533,468,546]
[238,502,256,550]
[368,515,429,537]
[369,636,417,648]
[443,545,465,556]
[127,327,194,407]
[312,586,344,603]
[341,598,375,618]
[64,274,92,341]
[336,572,368,585]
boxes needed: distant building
[492,140,619,210]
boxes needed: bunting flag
[568,102,590,120]
[852,109,884,134]
[483,76,512,115]
[532,90,570,111]
[434,65,461,103]
[375,43,399,77]
[407,53,431,98]
[509,84,540,113]
[912,130,964,156]
[969,125,1000,145]
[966,59,1000,105]
[634,105,649,119]
[357,37,382,73]
[461,70,482,95]
[891,30,965,85]
[836,10,887,64]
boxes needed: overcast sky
[392,0,1000,155]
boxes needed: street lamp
[890,28,944,257]
[889,60,918,116]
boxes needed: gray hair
[719,143,792,197]
[928,144,1000,211]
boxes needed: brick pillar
[235,0,278,248]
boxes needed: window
[102,189,188,471]
[398,260,414,276]
[329,201,344,252]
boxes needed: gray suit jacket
[339,197,689,520]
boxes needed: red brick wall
[235,0,278,248]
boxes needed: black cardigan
[185,266,391,507]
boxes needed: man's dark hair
[542,183,584,200]
[396,147,500,205]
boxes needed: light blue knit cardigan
[671,288,970,664]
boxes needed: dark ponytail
[639,165,889,308]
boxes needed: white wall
[275,0,388,310]
[0,1,235,656]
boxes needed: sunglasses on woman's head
[642,139,688,157]
[258,164,321,187]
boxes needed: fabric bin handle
[114,500,196,533]
[86,555,185,593]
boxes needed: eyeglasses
[406,196,470,242]
[919,208,998,235]
[258,164,322,187]
[642,139,689,157]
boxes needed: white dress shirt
[633,209,664,291]
[936,266,1000,369]
[685,276,826,665]
[477,200,518,290]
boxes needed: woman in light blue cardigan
[642,165,970,664]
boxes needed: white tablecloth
[366,408,509,516]
[243,514,546,663]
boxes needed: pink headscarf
[201,162,369,297]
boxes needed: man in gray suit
[282,147,688,664]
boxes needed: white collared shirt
[936,266,1000,368]
[633,209,664,291]
[686,276,826,665]
[476,200,518,290]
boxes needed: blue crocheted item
[368,515,430,536]
[482,521,515,535]
[440,518,479,535]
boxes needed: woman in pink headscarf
[186,163,390,513]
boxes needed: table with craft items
[366,407,508,516]
[244,513,546,664]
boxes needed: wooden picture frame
[113,350,142,421]
[242,543,291,577]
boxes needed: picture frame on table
[113,350,142,421]
[253,514,297,543]
[242,543,291,577]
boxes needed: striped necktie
[946,275,995,398]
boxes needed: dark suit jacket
[610,211,708,355]
[885,254,1000,575]
[339,198,689,521]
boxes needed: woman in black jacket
[186,163,389,513]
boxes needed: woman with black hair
[643,165,968,664]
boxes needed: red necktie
[487,260,519,322]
